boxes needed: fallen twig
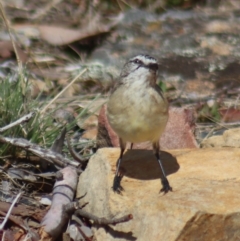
[0,192,22,230]
[0,136,82,171]
[40,166,78,240]
[0,210,27,231]
[66,135,88,164]
[64,202,133,226]
[75,209,133,225]
[0,209,40,241]
[0,200,47,222]
[0,112,35,133]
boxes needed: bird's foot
[112,175,124,194]
[160,178,172,194]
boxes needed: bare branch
[64,202,133,226]
[0,136,82,171]
[0,112,35,133]
[66,135,88,164]
[75,209,133,225]
[0,192,22,230]
[40,166,78,239]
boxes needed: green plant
[158,80,167,93]
[197,101,221,123]
[0,74,64,157]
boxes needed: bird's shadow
[119,149,179,180]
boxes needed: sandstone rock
[77,148,240,241]
[223,128,240,147]
[201,135,225,148]
[97,105,198,149]
[160,107,198,149]
[202,127,240,148]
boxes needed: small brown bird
[106,54,172,193]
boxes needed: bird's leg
[153,141,172,193]
[130,143,133,150]
[113,138,126,193]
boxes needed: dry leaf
[13,24,111,46]
[13,14,119,46]
[0,40,28,62]
[39,25,112,45]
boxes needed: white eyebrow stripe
[131,55,157,65]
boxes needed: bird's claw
[160,178,172,194]
[112,175,124,194]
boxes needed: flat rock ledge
[77,148,240,241]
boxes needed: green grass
[0,69,101,163]
[0,74,65,157]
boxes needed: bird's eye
[133,59,142,65]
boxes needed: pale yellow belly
[107,84,169,143]
[110,111,168,142]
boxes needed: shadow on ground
[119,149,179,180]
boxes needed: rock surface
[89,6,240,95]
[202,127,240,148]
[77,147,240,241]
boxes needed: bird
[106,54,172,194]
